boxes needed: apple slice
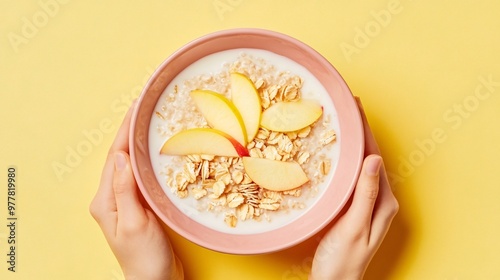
[230,73,262,142]
[190,90,247,146]
[160,128,249,157]
[242,157,309,191]
[260,99,323,132]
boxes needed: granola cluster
[155,53,336,227]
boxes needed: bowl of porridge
[129,28,364,254]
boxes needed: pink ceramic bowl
[130,28,364,254]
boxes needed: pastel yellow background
[1,0,499,279]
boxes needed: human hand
[89,102,184,280]
[309,98,399,280]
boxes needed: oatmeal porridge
[149,48,341,234]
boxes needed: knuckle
[390,198,400,216]
[120,218,148,235]
[381,197,399,222]
[113,175,130,197]
[113,182,128,196]
[89,200,102,221]
[365,182,379,200]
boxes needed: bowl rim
[130,28,364,254]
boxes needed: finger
[90,153,118,229]
[96,102,137,203]
[355,97,381,156]
[112,151,148,230]
[368,164,399,246]
[354,98,399,245]
[90,102,137,224]
[348,155,382,234]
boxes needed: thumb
[348,155,382,230]
[112,151,147,225]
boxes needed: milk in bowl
[148,48,340,234]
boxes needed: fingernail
[365,155,382,176]
[114,152,127,171]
